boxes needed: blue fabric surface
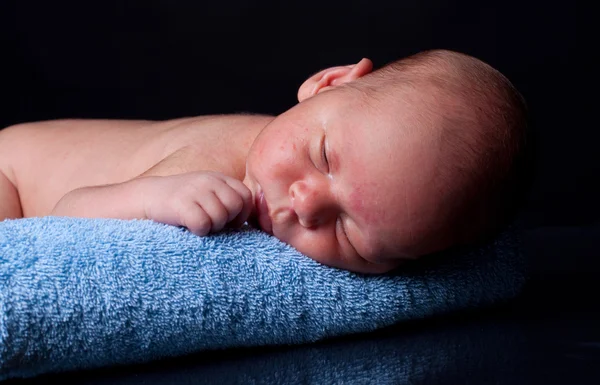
[0,217,525,380]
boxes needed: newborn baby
[0,50,528,274]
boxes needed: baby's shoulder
[149,114,274,178]
[159,114,273,152]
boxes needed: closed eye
[321,134,330,173]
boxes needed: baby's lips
[254,189,273,235]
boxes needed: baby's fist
[140,171,253,236]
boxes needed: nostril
[298,217,310,228]
[298,216,318,228]
[289,182,299,201]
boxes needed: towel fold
[0,217,525,380]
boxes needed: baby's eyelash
[321,136,329,172]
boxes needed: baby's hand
[140,171,253,236]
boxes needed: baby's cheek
[348,187,364,213]
[348,185,388,226]
[273,141,303,173]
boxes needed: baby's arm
[0,127,26,219]
[52,170,253,235]
[0,118,160,219]
[0,166,21,220]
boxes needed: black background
[0,2,593,276]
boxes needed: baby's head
[243,50,529,274]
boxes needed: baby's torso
[11,114,274,216]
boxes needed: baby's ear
[297,58,373,102]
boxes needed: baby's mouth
[253,186,273,235]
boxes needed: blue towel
[0,216,525,380]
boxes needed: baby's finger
[220,177,253,227]
[197,191,230,232]
[178,202,212,236]
[228,204,252,229]
[212,184,245,223]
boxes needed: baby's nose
[289,180,335,227]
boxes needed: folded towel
[0,217,525,380]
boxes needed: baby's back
[0,115,273,217]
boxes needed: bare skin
[0,115,273,220]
